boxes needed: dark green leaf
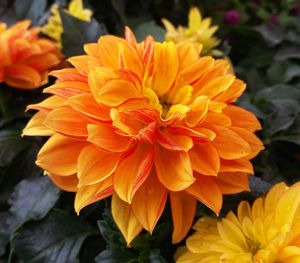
[0,130,29,167]
[255,23,285,46]
[95,248,135,263]
[7,176,60,232]
[249,176,272,194]
[275,46,300,60]
[14,0,47,24]
[284,64,300,82]
[147,249,167,263]
[12,209,95,263]
[0,212,9,256]
[60,10,107,56]
[134,21,166,42]
[272,135,300,146]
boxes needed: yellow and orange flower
[162,7,220,55]
[177,182,300,263]
[0,20,61,90]
[23,28,263,244]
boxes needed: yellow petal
[111,194,143,245]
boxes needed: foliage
[0,0,299,262]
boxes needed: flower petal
[186,174,222,214]
[215,172,249,194]
[131,170,167,233]
[87,123,131,152]
[78,144,120,186]
[189,142,220,176]
[75,177,114,213]
[155,146,195,191]
[111,193,143,245]
[43,106,89,138]
[114,144,154,203]
[170,191,196,243]
[22,111,54,136]
[48,173,78,192]
[36,134,87,176]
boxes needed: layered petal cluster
[42,0,92,48]
[162,7,220,55]
[177,182,300,263]
[23,28,263,244]
[0,20,61,89]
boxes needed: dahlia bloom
[177,182,300,263]
[0,20,61,89]
[162,7,220,55]
[42,0,92,48]
[23,28,263,244]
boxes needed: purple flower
[224,10,240,26]
[270,15,278,23]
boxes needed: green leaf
[284,64,300,82]
[134,21,166,42]
[275,45,300,60]
[12,209,95,263]
[0,212,9,256]
[147,249,167,263]
[0,130,29,167]
[249,176,272,194]
[7,176,61,232]
[14,0,47,24]
[95,248,135,263]
[256,85,300,101]
[272,135,300,146]
[60,10,107,56]
[255,23,285,47]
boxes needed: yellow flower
[42,0,92,48]
[177,182,300,263]
[162,7,220,55]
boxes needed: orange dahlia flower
[0,20,61,89]
[23,28,264,244]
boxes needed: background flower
[162,7,220,55]
[23,28,263,245]
[42,0,92,48]
[177,182,300,263]
[0,20,61,89]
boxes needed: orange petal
[78,144,120,187]
[220,158,254,174]
[26,95,65,112]
[21,53,60,71]
[211,125,251,160]
[114,144,154,203]
[189,142,220,176]
[98,35,143,78]
[67,55,91,75]
[203,112,232,127]
[230,127,264,160]
[215,172,249,194]
[96,78,143,107]
[84,43,98,57]
[43,106,89,138]
[156,128,193,152]
[48,173,78,192]
[87,123,131,152]
[50,68,87,82]
[36,134,87,176]
[173,56,214,90]
[4,64,41,89]
[22,111,54,136]
[44,81,89,98]
[131,170,167,233]
[170,191,196,243]
[154,145,195,191]
[176,42,199,70]
[111,193,143,245]
[75,177,114,213]
[186,173,222,214]
[186,95,210,127]
[125,26,137,47]
[223,105,262,132]
[67,93,110,121]
[214,79,246,103]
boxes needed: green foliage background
[0,0,300,262]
